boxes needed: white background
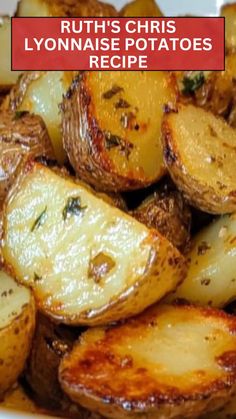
[0,0,235,417]
[0,0,236,16]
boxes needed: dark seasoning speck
[102,83,141,159]
[63,196,87,221]
[102,85,124,100]
[104,131,133,160]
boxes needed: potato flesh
[16,72,74,162]
[221,4,236,52]
[88,71,175,181]
[172,107,236,197]
[120,0,163,17]
[17,0,117,17]
[60,304,236,418]
[168,214,236,308]
[0,17,22,86]
[0,271,35,396]
[163,104,236,213]
[0,271,31,329]
[2,163,185,325]
[4,168,149,310]
[0,385,44,415]
[17,0,51,16]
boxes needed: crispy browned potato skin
[24,314,78,415]
[62,73,137,192]
[161,104,236,214]
[24,314,102,418]
[16,0,117,17]
[0,87,10,106]
[132,185,191,252]
[6,72,42,112]
[228,81,236,128]
[62,73,174,192]
[97,192,127,212]
[59,304,236,419]
[0,110,54,205]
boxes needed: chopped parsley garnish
[63,197,87,221]
[104,131,133,159]
[182,72,205,95]
[31,207,47,232]
[34,272,42,282]
[104,132,123,149]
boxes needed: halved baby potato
[120,0,163,17]
[62,71,177,191]
[16,0,117,17]
[59,304,236,419]
[0,110,54,205]
[0,17,22,91]
[0,270,35,396]
[178,55,236,125]
[1,162,186,326]
[221,3,236,53]
[167,213,236,308]
[7,71,75,162]
[162,104,236,214]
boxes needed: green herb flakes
[63,197,87,221]
[31,207,47,232]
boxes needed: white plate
[0,0,234,417]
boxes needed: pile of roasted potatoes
[1,0,236,418]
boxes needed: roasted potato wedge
[62,72,177,192]
[167,213,236,308]
[59,303,236,419]
[2,162,186,326]
[17,0,117,17]
[221,3,236,53]
[0,270,35,397]
[178,56,236,124]
[0,17,22,90]
[196,56,236,120]
[132,184,191,251]
[7,71,75,163]
[120,0,162,17]
[0,110,54,205]
[162,104,236,214]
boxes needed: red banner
[11,17,225,71]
